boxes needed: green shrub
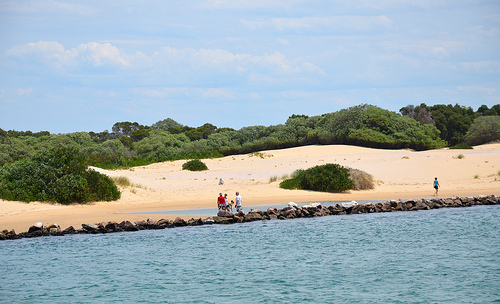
[465,115,500,146]
[280,164,354,192]
[0,147,121,204]
[182,159,208,171]
[449,143,473,149]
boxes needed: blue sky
[1,0,499,133]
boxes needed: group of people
[218,192,242,213]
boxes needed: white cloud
[202,88,234,99]
[16,87,33,96]
[76,42,130,67]
[7,41,134,69]
[7,41,324,78]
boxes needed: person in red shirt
[217,193,226,210]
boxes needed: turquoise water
[1,205,499,303]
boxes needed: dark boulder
[173,217,187,227]
[62,226,77,234]
[187,218,204,226]
[119,220,139,231]
[104,221,121,232]
[82,223,99,233]
[28,222,43,234]
[213,216,234,224]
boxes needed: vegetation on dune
[465,116,500,146]
[182,159,208,171]
[0,147,120,204]
[280,164,356,193]
[0,103,499,171]
[1,102,498,204]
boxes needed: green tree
[465,116,500,146]
[151,118,183,130]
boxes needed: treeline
[1,104,499,168]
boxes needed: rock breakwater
[1,195,499,241]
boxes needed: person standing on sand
[235,191,242,212]
[217,193,226,210]
[434,177,440,196]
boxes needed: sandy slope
[1,143,499,233]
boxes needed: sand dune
[1,143,499,232]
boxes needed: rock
[47,223,61,233]
[202,218,215,225]
[244,212,263,221]
[157,219,173,228]
[267,207,278,214]
[134,220,148,229]
[82,223,99,233]
[311,202,322,208]
[341,201,358,208]
[187,218,204,226]
[119,221,139,231]
[217,210,233,217]
[213,217,234,224]
[104,221,121,232]
[62,226,76,234]
[235,210,245,217]
[173,217,187,226]
[414,200,430,210]
[287,202,298,208]
[28,222,43,233]
[376,201,392,212]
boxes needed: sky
[0,0,499,134]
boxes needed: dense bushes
[465,116,500,146]
[280,164,354,192]
[0,147,120,204]
[2,103,497,169]
[182,159,208,171]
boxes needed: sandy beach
[1,143,499,233]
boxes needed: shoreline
[2,195,499,240]
[1,143,499,233]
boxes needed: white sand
[1,143,499,232]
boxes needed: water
[1,205,499,303]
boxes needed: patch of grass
[474,175,479,179]
[112,176,144,189]
[401,156,410,159]
[249,152,273,159]
[349,168,375,190]
[269,175,278,183]
[113,176,131,187]
[453,154,465,159]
